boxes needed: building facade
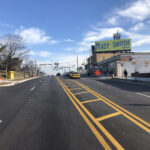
[97,53,150,77]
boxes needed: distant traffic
[56,71,80,79]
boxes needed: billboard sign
[95,39,131,52]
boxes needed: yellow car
[70,72,80,79]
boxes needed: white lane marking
[136,92,150,98]
[30,86,35,91]
[0,120,3,123]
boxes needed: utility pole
[69,64,70,72]
[89,48,92,76]
[90,56,91,71]
[6,64,7,80]
[35,60,37,76]
[77,56,78,73]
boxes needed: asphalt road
[0,76,149,150]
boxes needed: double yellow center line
[72,80,150,132]
[57,77,124,150]
[57,77,150,149]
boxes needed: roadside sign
[0,78,3,83]
[95,70,101,76]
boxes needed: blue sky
[0,0,150,74]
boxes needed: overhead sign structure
[95,39,131,52]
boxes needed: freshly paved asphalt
[0,76,149,150]
[75,77,150,150]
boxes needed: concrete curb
[113,77,150,83]
[111,78,150,86]
[85,76,150,86]
[0,76,40,87]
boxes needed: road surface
[0,76,149,150]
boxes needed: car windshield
[0,0,150,150]
[72,72,78,74]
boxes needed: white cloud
[55,54,88,67]
[74,24,150,52]
[29,50,37,56]
[119,30,150,47]
[65,38,74,42]
[18,27,58,45]
[65,48,74,51]
[74,0,150,53]
[76,27,124,52]
[29,50,51,58]
[39,51,51,58]
[132,36,150,47]
[84,27,124,42]
[107,16,118,25]
[118,0,150,21]
[130,23,145,31]
[0,23,15,28]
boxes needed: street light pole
[88,48,92,76]
[76,56,78,72]
[5,64,8,80]
[90,55,92,76]
[69,64,70,72]
[35,60,37,76]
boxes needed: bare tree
[0,45,6,64]
[0,45,6,52]
[0,34,27,71]
[27,61,35,77]
[22,60,36,77]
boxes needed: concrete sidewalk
[81,75,150,84]
[91,75,150,83]
[115,76,150,83]
[0,76,40,87]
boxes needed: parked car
[56,73,61,76]
[70,71,80,79]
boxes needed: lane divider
[57,78,112,150]
[72,80,150,132]
[68,84,79,87]
[97,112,121,122]
[74,91,89,95]
[70,88,82,90]
[30,86,35,91]
[136,92,150,98]
[81,98,101,104]
[57,77,124,150]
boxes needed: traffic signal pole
[77,56,78,73]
